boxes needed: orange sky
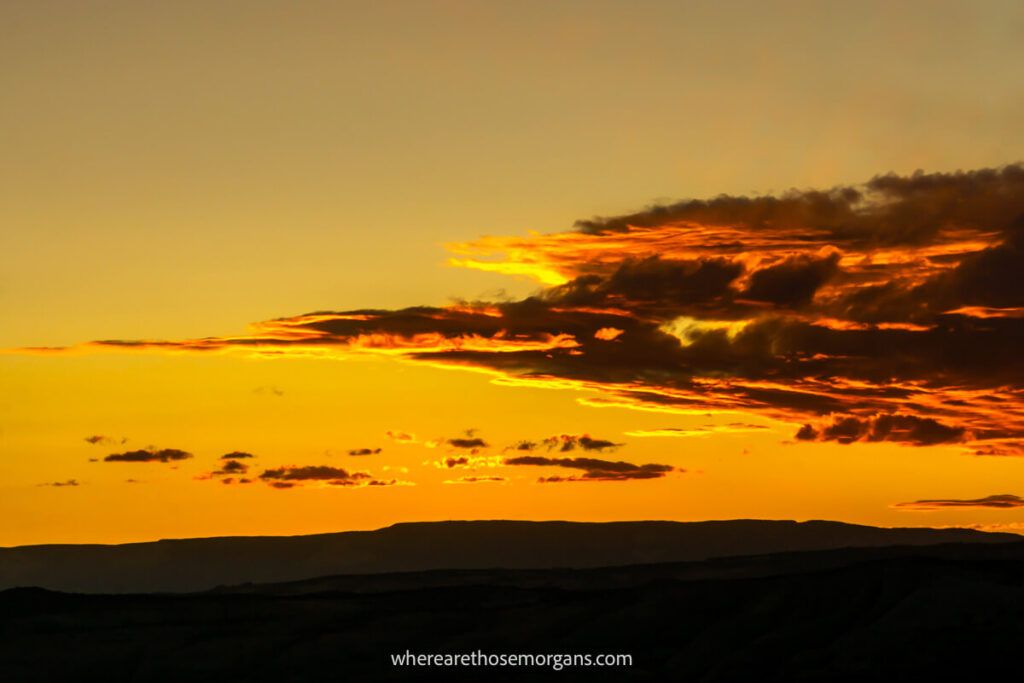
[3,1,1024,545]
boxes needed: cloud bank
[23,165,1024,454]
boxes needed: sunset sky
[3,0,1024,545]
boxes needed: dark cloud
[347,448,382,456]
[84,435,116,445]
[574,165,1024,246]
[970,441,1024,457]
[742,252,840,307]
[505,455,675,482]
[258,465,396,488]
[221,451,256,460]
[448,437,488,449]
[545,256,743,314]
[795,413,968,446]
[104,448,192,463]
[215,459,248,475]
[444,456,469,468]
[894,494,1024,510]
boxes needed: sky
[2,0,1024,545]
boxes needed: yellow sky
[2,1,1024,544]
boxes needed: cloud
[502,434,622,453]
[444,476,507,484]
[221,451,256,460]
[104,448,192,463]
[741,252,841,307]
[970,441,1024,457]
[257,464,401,488]
[626,423,771,438]
[39,479,80,487]
[795,413,968,446]
[893,494,1024,510]
[447,437,488,449]
[541,434,622,453]
[84,435,126,446]
[347,448,383,456]
[214,459,249,475]
[504,455,676,482]
[431,455,503,469]
[386,430,417,443]
[254,385,284,396]
[20,165,1024,452]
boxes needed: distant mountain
[0,519,1017,593]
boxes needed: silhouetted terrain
[0,519,1016,592]
[4,541,1024,681]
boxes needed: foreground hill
[0,519,1016,593]
[4,542,1024,681]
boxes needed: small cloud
[448,437,488,450]
[39,479,80,487]
[104,448,192,463]
[444,475,507,484]
[221,451,256,460]
[215,459,249,475]
[431,455,503,469]
[254,385,284,397]
[542,434,622,453]
[386,430,417,443]
[894,494,1024,510]
[347,447,383,456]
[84,435,118,445]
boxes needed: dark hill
[0,519,1016,593]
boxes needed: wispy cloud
[626,423,771,438]
[504,455,677,482]
[894,494,1024,510]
